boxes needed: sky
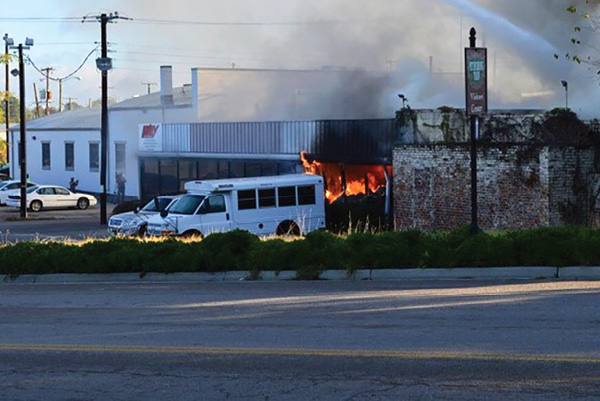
[1,0,599,119]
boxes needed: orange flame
[301,151,390,203]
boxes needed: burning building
[136,118,399,231]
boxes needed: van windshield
[168,195,204,215]
[142,197,173,212]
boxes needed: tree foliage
[558,1,600,75]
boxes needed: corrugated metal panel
[161,119,396,163]
[162,124,191,152]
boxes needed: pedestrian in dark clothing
[116,173,126,204]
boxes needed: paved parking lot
[0,203,114,242]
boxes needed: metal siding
[160,119,396,163]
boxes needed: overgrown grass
[1,226,600,276]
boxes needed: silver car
[108,196,179,236]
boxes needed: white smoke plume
[5,0,599,119]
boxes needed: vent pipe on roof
[191,67,199,112]
[160,65,174,106]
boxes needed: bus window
[259,188,276,208]
[238,189,257,210]
[298,185,316,205]
[278,186,296,207]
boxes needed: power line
[27,47,98,81]
[0,17,80,22]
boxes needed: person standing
[116,173,126,204]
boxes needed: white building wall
[10,130,100,193]
[108,106,196,199]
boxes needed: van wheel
[136,224,147,237]
[30,200,43,212]
[77,198,90,210]
[276,221,301,237]
[181,230,203,239]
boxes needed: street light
[8,37,34,219]
[561,80,568,110]
[58,76,81,112]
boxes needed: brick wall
[393,145,596,231]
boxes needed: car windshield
[141,197,174,212]
[27,186,39,193]
[168,195,204,215]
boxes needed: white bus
[146,174,326,237]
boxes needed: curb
[3,266,600,284]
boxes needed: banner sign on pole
[465,48,488,115]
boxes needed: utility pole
[3,34,10,165]
[41,67,54,115]
[85,12,130,225]
[18,44,26,218]
[33,82,41,118]
[66,97,77,111]
[141,82,156,94]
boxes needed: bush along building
[394,107,600,231]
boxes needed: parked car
[0,164,10,181]
[108,195,180,236]
[6,185,97,212]
[0,180,37,205]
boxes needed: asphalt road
[1,280,599,400]
[0,204,111,242]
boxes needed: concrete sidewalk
[2,266,600,284]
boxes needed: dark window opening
[42,142,51,170]
[238,189,256,210]
[278,186,296,207]
[298,185,316,205]
[65,142,74,171]
[258,188,276,208]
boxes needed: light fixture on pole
[561,80,568,110]
[58,76,81,112]
[8,37,34,219]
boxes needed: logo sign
[139,124,162,152]
[465,48,487,115]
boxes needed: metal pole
[100,13,108,225]
[469,28,478,235]
[4,34,9,165]
[58,79,63,112]
[18,44,27,219]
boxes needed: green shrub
[199,230,260,272]
[2,226,600,276]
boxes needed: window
[159,160,178,195]
[55,187,70,195]
[238,189,256,210]
[218,161,229,179]
[65,142,74,171]
[258,188,276,208]
[245,162,261,177]
[42,142,51,170]
[115,142,126,174]
[38,187,54,195]
[278,186,296,207]
[261,162,277,176]
[89,142,99,172]
[298,185,316,205]
[201,195,226,214]
[169,195,205,215]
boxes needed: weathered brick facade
[393,145,596,231]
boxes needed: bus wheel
[276,221,300,237]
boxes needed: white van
[146,174,326,237]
